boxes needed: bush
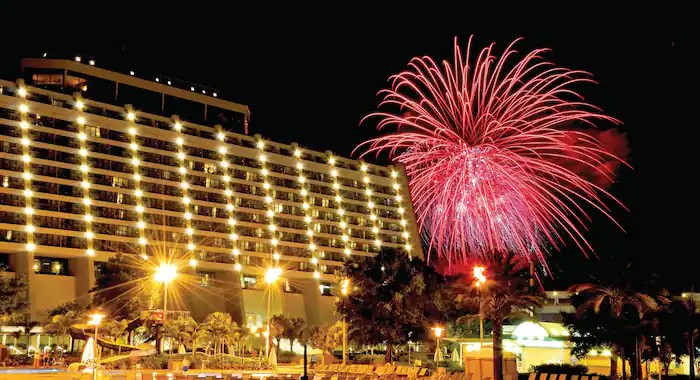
[139,354,169,369]
[531,363,588,375]
[354,354,381,364]
[277,350,299,363]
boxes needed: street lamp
[154,263,177,354]
[340,278,350,365]
[88,313,104,380]
[432,326,444,363]
[265,267,282,359]
[473,265,487,344]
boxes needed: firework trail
[358,37,627,265]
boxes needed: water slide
[70,319,156,363]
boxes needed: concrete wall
[33,274,76,321]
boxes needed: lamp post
[88,313,104,380]
[340,278,350,365]
[432,326,444,364]
[264,266,282,359]
[154,263,177,354]
[473,266,487,344]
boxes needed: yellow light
[23,189,33,197]
[313,271,320,279]
[398,207,405,214]
[391,171,398,178]
[179,167,186,174]
[344,248,351,255]
[234,263,242,271]
[129,143,138,151]
[360,164,368,172]
[230,233,238,240]
[180,182,189,189]
[341,235,349,242]
[294,149,301,157]
[331,169,338,177]
[396,195,402,201]
[261,168,269,176]
[368,201,375,208]
[311,257,318,264]
[273,252,281,260]
[271,238,278,246]
[18,88,27,97]
[78,132,87,140]
[173,122,182,131]
[217,132,226,141]
[296,162,303,170]
[232,248,240,255]
[183,212,192,219]
[88,314,105,326]
[127,112,136,121]
[85,231,94,239]
[601,349,612,357]
[76,101,85,110]
[473,266,487,284]
[340,221,347,228]
[259,154,267,162]
[134,189,143,197]
[335,195,342,202]
[341,278,350,295]
[299,176,306,183]
[393,183,400,190]
[405,244,412,251]
[589,350,598,356]
[432,326,444,338]
[137,221,145,229]
[338,209,345,216]
[20,121,29,129]
[141,254,148,260]
[304,216,311,223]
[83,198,91,205]
[81,181,90,188]
[302,203,309,210]
[77,117,86,125]
[182,196,191,205]
[25,225,35,233]
[264,196,272,203]
[400,220,407,226]
[218,146,227,154]
[226,204,234,211]
[257,141,265,149]
[370,214,377,221]
[135,205,145,213]
[26,243,36,251]
[223,175,230,182]
[74,56,82,62]
[154,263,177,283]
[225,189,233,196]
[189,258,197,267]
[22,155,31,163]
[22,172,32,180]
[177,152,185,160]
[220,161,229,168]
[19,104,29,113]
[267,210,274,217]
[21,138,30,146]
[307,229,314,236]
[187,243,195,250]
[80,164,89,172]
[374,239,382,247]
[365,189,372,196]
[79,148,88,156]
[24,207,34,215]
[363,177,370,183]
[265,267,282,284]
[185,227,194,235]
[403,231,410,238]
[128,127,137,135]
[309,243,317,251]
[372,227,379,234]
[263,182,270,189]
[328,157,336,165]
[333,183,340,189]
[268,224,277,232]
[175,137,184,145]
[86,249,95,256]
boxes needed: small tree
[0,273,28,322]
[43,311,80,350]
[270,315,290,350]
[91,253,151,320]
[286,317,306,351]
[310,322,343,364]
[200,312,236,356]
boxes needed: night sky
[2,16,694,291]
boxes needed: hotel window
[199,271,215,288]
[319,282,332,296]
[242,275,257,289]
[86,125,101,137]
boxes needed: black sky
[2,15,695,291]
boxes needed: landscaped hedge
[531,363,588,375]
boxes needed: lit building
[0,57,423,326]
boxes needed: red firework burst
[358,37,627,265]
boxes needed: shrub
[139,354,169,369]
[531,363,588,375]
[277,350,299,363]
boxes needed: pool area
[0,368,65,374]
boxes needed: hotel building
[0,57,423,327]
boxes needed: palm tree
[43,311,79,351]
[200,312,234,356]
[656,296,699,380]
[453,254,544,380]
[286,317,306,352]
[570,283,660,380]
[171,316,198,355]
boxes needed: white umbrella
[451,348,460,362]
[269,346,277,366]
[178,344,186,355]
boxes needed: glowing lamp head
[189,259,197,267]
[473,266,487,286]
[88,313,105,326]
[432,326,444,338]
[265,267,282,284]
[154,264,177,283]
[234,263,242,271]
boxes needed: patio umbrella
[269,346,277,366]
[178,344,186,355]
[451,348,460,362]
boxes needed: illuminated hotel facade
[0,57,422,326]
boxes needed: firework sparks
[358,37,626,265]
